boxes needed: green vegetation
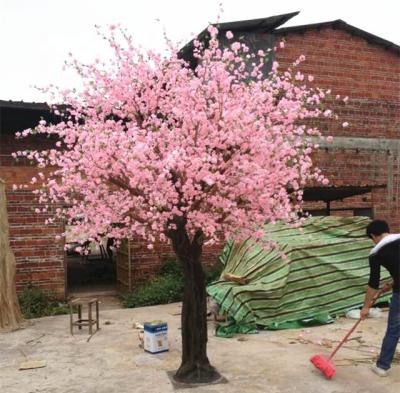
[18,286,70,319]
[122,260,223,308]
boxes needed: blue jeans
[377,292,400,370]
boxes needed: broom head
[310,354,336,379]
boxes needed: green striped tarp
[207,216,391,333]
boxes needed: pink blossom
[343,96,349,103]
[19,24,334,248]
[308,75,314,82]
[230,42,241,51]
[326,136,334,143]
[342,122,349,128]
[225,31,233,39]
[207,25,218,37]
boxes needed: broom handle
[328,319,363,359]
[328,288,384,360]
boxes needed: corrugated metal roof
[179,12,299,61]
[211,11,300,33]
[180,12,400,60]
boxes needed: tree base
[167,368,227,389]
[174,361,222,384]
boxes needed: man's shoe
[371,364,388,377]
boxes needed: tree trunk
[0,179,24,331]
[169,223,221,384]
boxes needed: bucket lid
[144,320,167,327]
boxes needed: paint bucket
[143,320,169,354]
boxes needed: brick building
[0,101,65,296]
[1,12,399,298]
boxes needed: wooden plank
[19,360,47,370]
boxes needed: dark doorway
[65,235,117,296]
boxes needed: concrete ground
[0,303,398,393]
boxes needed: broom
[310,288,385,379]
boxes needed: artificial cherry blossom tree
[16,25,336,383]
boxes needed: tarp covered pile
[207,216,391,336]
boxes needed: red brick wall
[117,238,173,291]
[116,237,222,291]
[305,148,400,230]
[275,28,400,139]
[0,134,56,166]
[118,28,400,289]
[0,163,65,298]
[275,28,400,230]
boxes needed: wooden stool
[69,298,99,335]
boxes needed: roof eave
[179,11,300,60]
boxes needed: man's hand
[360,307,370,320]
[381,281,393,294]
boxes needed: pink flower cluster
[15,25,336,246]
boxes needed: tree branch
[108,177,143,197]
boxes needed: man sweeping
[362,219,400,377]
